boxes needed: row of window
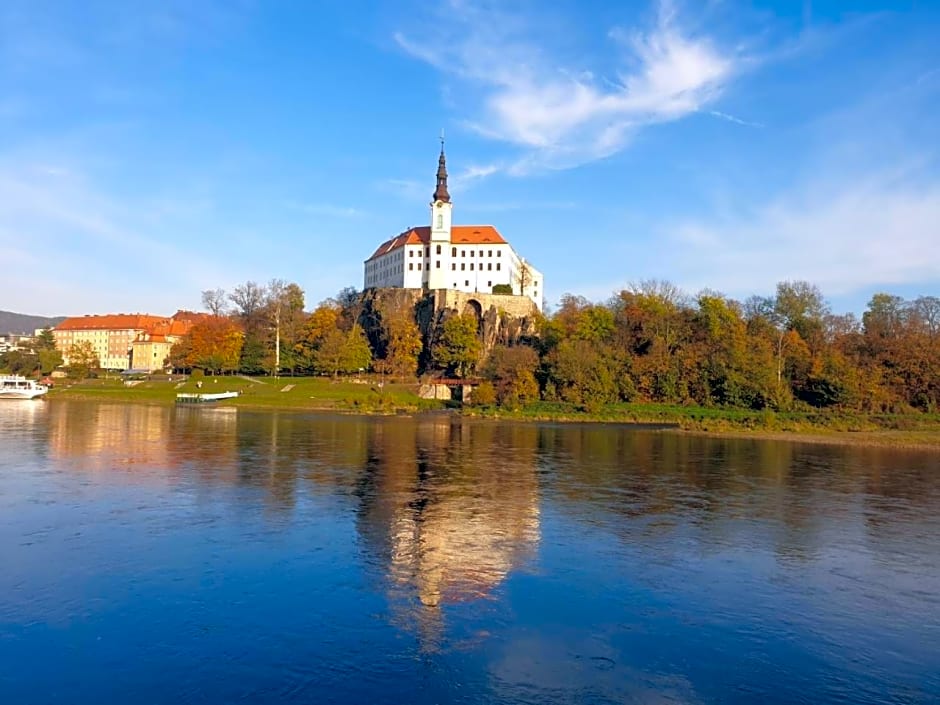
[410,247,502,258]
[407,262,503,272]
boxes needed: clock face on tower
[435,200,443,207]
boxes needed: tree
[313,325,372,377]
[335,287,362,332]
[545,339,617,411]
[186,316,244,374]
[492,283,512,295]
[513,260,535,295]
[483,345,540,408]
[377,300,423,381]
[33,328,58,351]
[67,341,100,379]
[296,299,341,371]
[229,281,267,331]
[266,279,306,376]
[1,350,38,375]
[38,348,63,375]
[201,288,228,316]
[432,314,481,377]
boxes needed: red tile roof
[57,314,198,338]
[55,314,169,332]
[366,226,507,262]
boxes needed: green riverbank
[46,376,940,449]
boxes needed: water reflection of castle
[354,418,541,641]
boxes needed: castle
[363,144,543,312]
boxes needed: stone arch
[463,298,484,334]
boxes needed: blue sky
[1,0,938,317]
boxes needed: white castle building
[364,145,543,311]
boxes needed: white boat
[0,375,49,400]
[176,391,240,404]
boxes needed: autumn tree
[432,314,481,377]
[374,299,423,381]
[185,316,244,375]
[296,299,341,372]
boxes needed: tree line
[165,278,938,415]
[4,278,936,415]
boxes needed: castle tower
[427,138,452,290]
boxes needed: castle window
[487,281,492,287]
[452,247,457,256]
[461,250,465,257]
[426,247,430,257]
[497,263,501,271]
[461,263,465,271]
[418,263,422,270]
[436,260,440,268]
[487,263,492,271]
[453,283,457,288]
[409,250,414,257]
[479,250,483,257]
[451,263,456,271]
[470,250,474,257]
[437,214,443,229]
[488,250,492,257]
[409,263,413,271]
[436,244,441,255]
[465,280,469,287]
[497,251,501,257]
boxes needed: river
[1,402,938,704]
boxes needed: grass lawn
[49,374,443,413]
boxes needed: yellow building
[54,312,201,371]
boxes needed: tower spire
[433,132,450,203]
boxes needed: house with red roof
[364,145,543,311]
[54,312,204,371]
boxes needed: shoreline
[38,388,940,451]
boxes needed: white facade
[363,148,543,311]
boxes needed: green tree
[38,348,64,375]
[483,345,540,408]
[1,350,38,375]
[33,328,58,351]
[313,325,372,377]
[67,341,100,379]
[546,339,617,411]
[432,314,481,377]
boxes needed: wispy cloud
[664,165,940,297]
[707,110,763,128]
[286,201,364,218]
[0,160,226,315]
[395,0,742,172]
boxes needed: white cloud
[395,0,740,172]
[664,167,940,297]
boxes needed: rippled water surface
[1,402,939,704]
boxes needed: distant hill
[0,310,66,334]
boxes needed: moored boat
[0,375,49,400]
